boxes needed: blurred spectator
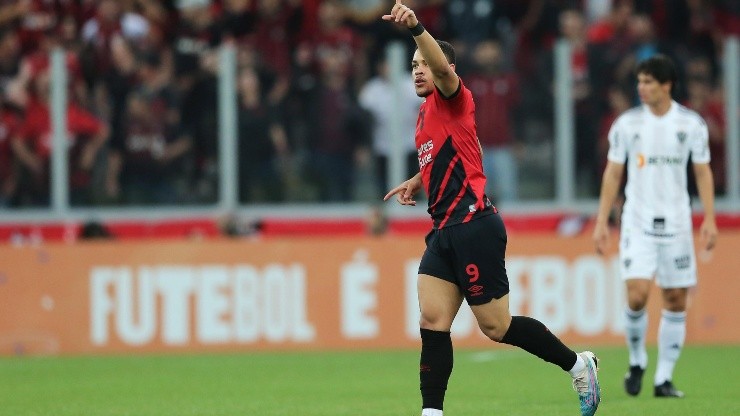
[244,0,303,105]
[303,46,371,202]
[9,0,61,54]
[466,39,521,203]
[174,0,220,79]
[179,48,219,203]
[713,0,740,37]
[685,76,726,195]
[358,53,421,196]
[100,36,138,171]
[587,0,632,46]
[107,53,192,205]
[305,0,367,93]
[342,0,386,27]
[506,0,562,79]
[445,0,498,47]
[0,92,20,206]
[596,84,631,181]
[10,70,109,206]
[538,9,602,197]
[0,28,21,92]
[236,66,290,202]
[406,0,447,36]
[5,30,83,110]
[81,0,150,49]
[0,0,32,29]
[217,0,256,40]
[612,13,684,100]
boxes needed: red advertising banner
[1,232,738,356]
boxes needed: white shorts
[619,226,697,288]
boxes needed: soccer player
[593,54,718,398]
[381,2,600,416]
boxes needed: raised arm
[382,0,459,96]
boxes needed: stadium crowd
[0,0,736,208]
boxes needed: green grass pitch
[2,345,739,415]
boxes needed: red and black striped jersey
[415,78,495,229]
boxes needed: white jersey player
[593,55,718,399]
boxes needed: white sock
[625,307,648,368]
[655,309,686,385]
[568,353,586,377]
[421,408,443,416]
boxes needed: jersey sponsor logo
[648,155,684,165]
[637,153,645,168]
[417,139,434,169]
[646,155,684,166]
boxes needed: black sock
[420,328,453,410]
[501,316,578,371]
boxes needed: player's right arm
[593,161,625,255]
[593,161,625,254]
[382,1,458,97]
[593,116,628,255]
[384,172,422,206]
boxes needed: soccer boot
[572,351,601,416]
[624,365,645,396]
[654,380,685,398]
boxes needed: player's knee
[662,288,687,311]
[477,319,509,342]
[419,310,454,332]
[627,295,648,311]
[626,287,649,310]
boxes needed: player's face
[637,73,671,106]
[411,49,434,97]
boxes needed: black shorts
[418,212,509,305]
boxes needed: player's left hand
[699,218,718,251]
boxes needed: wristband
[409,23,425,37]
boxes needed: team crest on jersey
[677,131,687,144]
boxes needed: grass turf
[1,345,738,415]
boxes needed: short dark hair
[635,54,678,94]
[416,40,456,65]
[436,40,456,65]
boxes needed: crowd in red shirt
[0,0,735,207]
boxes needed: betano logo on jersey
[636,153,684,169]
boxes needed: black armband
[409,23,425,37]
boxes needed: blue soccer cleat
[572,351,601,416]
